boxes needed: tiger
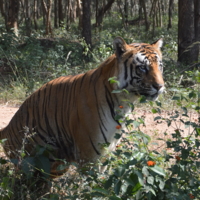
[0,37,164,177]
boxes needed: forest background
[0,0,200,200]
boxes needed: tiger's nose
[153,83,164,91]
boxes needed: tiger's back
[0,37,165,176]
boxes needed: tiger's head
[113,37,164,101]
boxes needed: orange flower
[147,160,156,166]
[175,156,181,161]
[119,105,123,109]
[116,125,121,129]
[189,194,195,199]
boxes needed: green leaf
[139,96,147,103]
[108,77,120,86]
[93,188,109,195]
[189,91,196,99]
[181,107,188,115]
[112,89,122,93]
[132,182,142,195]
[135,171,144,185]
[181,149,189,159]
[0,138,7,144]
[124,173,139,186]
[156,177,165,190]
[172,96,180,100]
[142,166,149,176]
[35,155,50,177]
[151,108,158,113]
[114,180,122,195]
[114,133,122,139]
[56,163,68,171]
[133,120,140,128]
[21,157,35,176]
[149,165,166,177]
[154,116,161,121]
[122,88,129,94]
[125,119,134,126]
[104,177,113,189]
[114,166,126,177]
[109,196,121,200]
[147,176,154,185]
[155,101,162,107]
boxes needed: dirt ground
[0,104,198,146]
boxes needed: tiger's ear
[113,37,128,59]
[151,38,163,49]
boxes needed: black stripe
[124,55,132,80]
[89,69,101,86]
[122,82,128,89]
[80,73,87,88]
[54,87,75,160]
[124,59,128,80]
[105,86,120,125]
[130,76,140,85]
[89,136,100,155]
[93,84,108,133]
[136,57,143,64]
[99,125,108,144]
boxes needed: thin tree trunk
[58,0,64,27]
[54,0,58,28]
[178,0,196,65]
[158,0,162,27]
[34,0,38,30]
[0,0,6,18]
[6,0,19,36]
[194,0,200,62]
[141,0,149,31]
[124,0,128,26]
[95,0,115,27]
[71,0,77,22]
[42,0,52,35]
[77,0,82,29]
[25,0,32,36]
[82,0,92,47]
[168,0,174,29]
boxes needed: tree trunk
[124,0,128,26]
[95,0,115,27]
[0,0,6,18]
[54,0,58,28]
[158,0,162,27]
[58,0,64,27]
[5,0,19,36]
[141,0,149,31]
[33,0,38,30]
[138,0,143,20]
[25,0,32,36]
[167,0,174,29]
[194,0,200,62]
[178,0,197,65]
[82,0,92,48]
[42,0,53,35]
[77,0,82,29]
